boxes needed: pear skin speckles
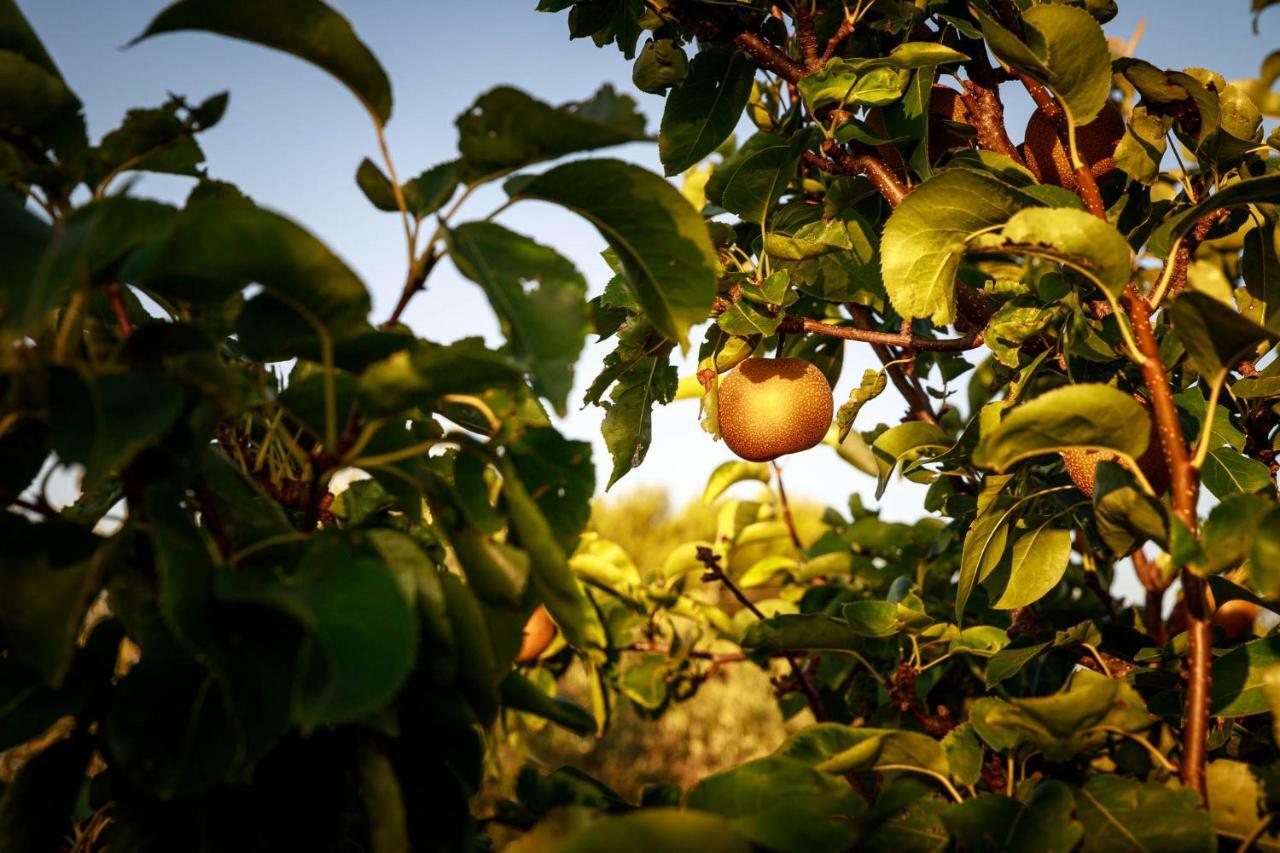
[718,357,834,462]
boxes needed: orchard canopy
[3,0,1280,850]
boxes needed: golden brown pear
[1061,396,1170,498]
[927,85,975,160]
[515,605,556,663]
[718,357,834,462]
[1212,599,1259,642]
[1023,100,1125,190]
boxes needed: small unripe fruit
[515,605,556,663]
[1212,599,1259,642]
[1061,397,1170,497]
[718,357,834,462]
[1023,101,1125,190]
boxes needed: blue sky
[21,1,1278,516]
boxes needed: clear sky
[20,0,1278,518]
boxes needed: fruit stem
[770,460,803,550]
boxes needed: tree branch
[792,4,821,72]
[816,140,910,206]
[733,30,807,83]
[1123,287,1209,800]
[847,305,940,425]
[779,315,983,351]
[820,16,856,64]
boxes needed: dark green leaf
[500,671,596,734]
[660,47,756,175]
[882,168,1042,324]
[1212,636,1280,716]
[135,0,393,124]
[510,158,715,349]
[1074,774,1214,853]
[357,338,524,416]
[457,85,645,182]
[355,156,398,211]
[450,222,588,415]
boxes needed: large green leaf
[449,222,588,415]
[555,809,753,853]
[500,670,596,734]
[0,516,105,687]
[1210,636,1280,716]
[1160,173,1280,249]
[1074,775,1214,853]
[457,85,646,182]
[129,199,371,358]
[687,756,863,853]
[509,159,716,349]
[1169,291,1277,378]
[0,0,63,77]
[0,191,53,332]
[973,385,1150,471]
[216,533,417,729]
[659,47,755,176]
[991,523,1072,610]
[48,368,184,491]
[1201,447,1274,499]
[134,0,393,124]
[881,168,1042,324]
[740,613,864,652]
[944,783,1084,853]
[989,207,1133,295]
[0,48,79,132]
[357,338,524,416]
[718,129,811,224]
[977,3,1111,124]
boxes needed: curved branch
[780,315,983,351]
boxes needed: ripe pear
[1023,100,1125,190]
[927,85,975,160]
[1061,396,1170,497]
[515,605,556,663]
[718,357,834,462]
[1212,599,1259,642]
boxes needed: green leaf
[767,214,883,306]
[0,516,104,687]
[450,222,588,415]
[973,384,1150,471]
[507,427,596,552]
[216,533,417,729]
[0,47,80,134]
[357,742,410,853]
[881,168,1042,324]
[1251,508,1280,596]
[134,0,393,124]
[499,456,606,651]
[872,421,950,499]
[500,671,596,734]
[719,129,811,224]
[599,352,678,487]
[0,192,52,333]
[510,158,716,350]
[1074,774,1214,853]
[977,669,1152,760]
[991,523,1072,610]
[130,199,371,358]
[978,4,1111,124]
[1114,106,1170,185]
[0,0,64,77]
[1242,224,1280,332]
[48,368,184,490]
[659,47,755,175]
[992,207,1133,295]
[703,460,770,503]
[87,93,223,188]
[355,156,398,211]
[357,338,524,416]
[105,657,238,797]
[942,724,983,786]
[957,504,1012,621]
[944,782,1083,853]
[457,85,646,182]
[438,572,499,723]
[1202,447,1274,499]
[403,160,459,217]
[836,370,887,442]
[1162,173,1280,248]
[555,809,752,853]
[687,756,862,853]
[740,613,864,652]
[1170,291,1277,378]
[1211,636,1280,716]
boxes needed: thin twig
[770,460,803,549]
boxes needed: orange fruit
[515,605,556,663]
[1023,101,1125,190]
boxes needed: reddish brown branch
[1124,287,1208,800]
[817,140,910,206]
[847,305,940,425]
[959,80,1024,164]
[792,5,821,72]
[105,284,133,337]
[779,315,983,351]
[386,250,440,327]
[733,30,807,83]
[770,460,803,549]
[820,17,856,64]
